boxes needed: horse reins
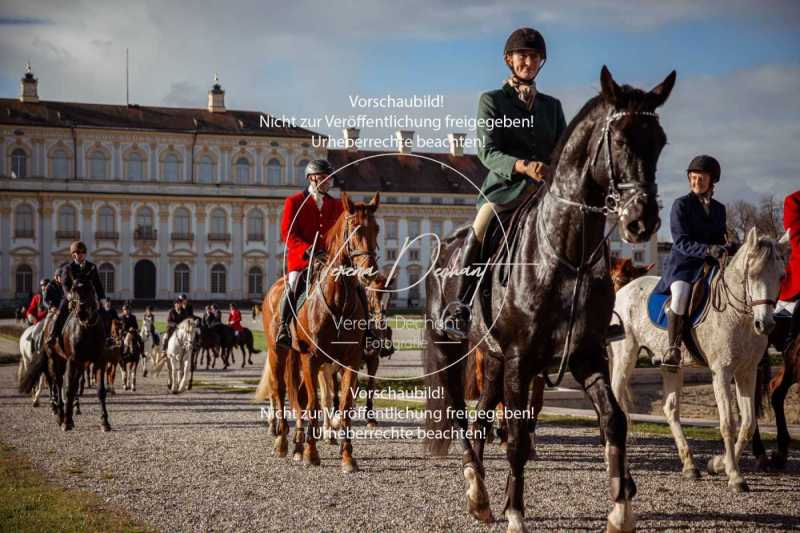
[540,109,661,388]
[711,251,775,315]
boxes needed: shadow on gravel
[640,512,799,529]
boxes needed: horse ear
[778,228,791,246]
[600,65,622,106]
[341,191,354,214]
[646,70,677,109]
[745,227,758,248]
[368,192,380,211]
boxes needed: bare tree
[757,194,783,239]
[726,195,784,243]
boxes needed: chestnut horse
[255,192,380,472]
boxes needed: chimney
[343,128,360,151]
[448,133,466,157]
[395,130,414,153]
[20,62,39,103]
[207,73,225,113]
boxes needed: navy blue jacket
[655,192,727,294]
[61,260,106,301]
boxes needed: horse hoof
[505,510,526,532]
[274,438,288,458]
[755,455,771,473]
[342,459,359,473]
[101,423,111,432]
[730,480,749,493]
[706,457,722,476]
[769,451,787,471]
[303,450,321,467]
[62,421,74,432]
[464,464,492,524]
[366,419,378,429]
[143,371,148,378]
[292,452,303,462]
[32,400,39,408]
[171,390,178,395]
[682,467,701,480]
[606,520,635,533]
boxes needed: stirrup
[275,324,292,350]
[653,349,681,372]
[440,301,471,341]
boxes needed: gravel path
[2,354,799,533]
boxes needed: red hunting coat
[280,189,344,272]
[779,190,800,302]
[26,293,46,323]
[228,308,243,332]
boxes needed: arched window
[210,264,226,294]
[248,266,263,296]
[246,209,264,241]
[266,158,281,186]
[164,153,180,182]
[126,152,144,180]
[98,206,116,234]
[15,264,33,295]
[53,148,69,178]
[14,204,34,238]
[89,150,108,179]
[173,207,191,237]
[210,208,227,235]
[58,204,77,233]
[11,148,27,178]
[98,263,115,294]
[294,159,309,186]
[136,206,154,231]
[198,155,214,183]
[235,156,251,185]
[174,263,190,293]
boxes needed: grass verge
[0,441,154,533]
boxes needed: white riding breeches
[670,281,691,315]
[287,270,301,292]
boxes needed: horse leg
[269,350,289,457]
[33,374,45,407]
[74,372,82,415]
[132,361,137,391]
[338,367,359,473]
[728,365,758,491]
[170,355,180,394]
[62,359,79,431]
[573,357,636,533]
[707,368,747,491]
[318,367,337,445]
[366,356,379,428]
[660,367,699,479]
[179,356,191,393]
[97,362,111,432]
[187,350,195,390]
[300,355,321,467]
[769,363,794,470]
[527,375,544,460]
[472,354,503,466]
[501,357,531,533]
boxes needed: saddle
[647,266,716,366]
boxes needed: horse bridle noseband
[342,214,378,264]
[712,252,776,315]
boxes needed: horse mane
[549,85,658,168]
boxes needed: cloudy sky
[1,0,798,237]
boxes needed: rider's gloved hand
[707,244,727,261]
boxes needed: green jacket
[476,83,566,208]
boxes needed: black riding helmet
[305,159,333,178]
[687,155,721,183]
[40,278,49,286]
[504,27,547,59]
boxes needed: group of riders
[21,27,800,379]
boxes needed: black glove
[707,244,727,260]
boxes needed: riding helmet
[504,27,547,59]
[70,240,87,254]
[687,155,721,183]
[178,293,187,301]
[304,159,333,178]
[40,278,49,286]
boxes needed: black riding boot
[276,288,296,350]
[46,300,69,346]
[653,309,684,370]
[441,228,483,341]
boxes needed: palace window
[53,149,69,178]
[126,152,144,180]
[198,155,214,183]
[235,156,251,184]
[15,264,33,296]
[14,204,34,238]
[174,263,190,293]
[98,206,116,234]
[266,158,281,185]
[248,266,263,295]
[294,159,309,186]
[247,209,264,241]
[11,148,27,178]
[174,207,191,236]
[164,153,181,182]
[88,150,108,179]
[98,263,115,294]
[58,204,77,233]
[210,264,226,294]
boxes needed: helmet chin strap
[506,57,546,85]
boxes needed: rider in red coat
[228,303,243,333]
[276,159,344,349]
[779,190,800,340]
[25,279,49,323]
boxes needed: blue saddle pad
[647,269,715,330]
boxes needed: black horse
[210,322,236,368]
[232,327,260,367]
[424,66,675,532]
[20,280,110,432]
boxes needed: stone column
[255,147,263,184]
[150,143,158,181]
[195,205,207,298]
[112,141,121,180]
[157,202,170,298]
[0,201,11,297]
[231,205,244,299]
[76,140,85,178]
[39,199,53,278]
[219,146,230,183]
[119,201,132,299]
[81,200,95,251]
[267,213,278,284]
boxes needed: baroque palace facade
[0,67,484,308]
[1,66,657,309]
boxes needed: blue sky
[1,1,798,239]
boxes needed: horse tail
[247,330,260,354]
[253,352,273,402]
[755,349,772,418]
[19,348,48,394]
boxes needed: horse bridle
[343,214,378,265]
[68,285,100,328]
[712,251,776,315]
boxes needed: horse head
[327,191,381,286]
[610,257,655,292]
[587,66,676,243]
[729,227,790,336]
[70,280,98,323]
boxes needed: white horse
[166,318,198,394]
[18,324,47,407]
[609,228,788,491]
